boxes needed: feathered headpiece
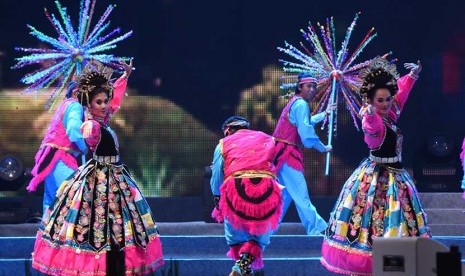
[358,57,399,100]
[76,60,114,106]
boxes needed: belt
[93,155,120,163]
[369,154,401,164]
[274,138,303,148]
[224,170,276,182]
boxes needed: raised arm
[109,59,133,114]
[391,61,421,120]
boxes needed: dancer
[27,81,88,214]
[273,72,332,235]
[31,59,164,276]
[321,57,431,276]
[210,116,283,276]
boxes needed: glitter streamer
[13,0,132,109]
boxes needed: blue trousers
[43,161,75,214]
[277,163,327,235]
[224,219,271,251]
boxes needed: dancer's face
[368,88,393,117]
[89,91,109,118]
[298,82,317,102]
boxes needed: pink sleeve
[109,76,128,114]
[362,112,385,149]
[390,74,416,120]
[80,120,101,152]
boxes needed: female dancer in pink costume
[31,60,164,276]
[321,57,431,276]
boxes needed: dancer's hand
[119,58,134,78]
[359,104,374,117]
[325,103,337,116]
[404,60,421,78]
[81,120,94,138]
[324,145,332,153]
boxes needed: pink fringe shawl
[215,177,282,236]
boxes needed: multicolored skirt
[321,158,431,276]
[31,159,164,276]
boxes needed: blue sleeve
[310,111,326,125]
[289,99,326,152]
[210,143,224,196]
[63,102,88,154]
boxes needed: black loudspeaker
[0,208,29,223]
[437,245,462,276]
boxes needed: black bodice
[95,126,118,156]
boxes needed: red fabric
[27,146,79,192]
[32,231,164,276]
[211,207,224,223]
[273,141,304,171]
[81,120,101,152]
[273,96,305,171]
[222,129,277,178]
[321,239,372,276]
[226,241,264,270]
[41,98,82,152]
[219,177,282,236]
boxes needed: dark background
[0,0,464,193]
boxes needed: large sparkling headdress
[76,60,114,106]
[358,56,399,100]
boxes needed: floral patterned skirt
[32,159,164,276]
[321,158,430,276]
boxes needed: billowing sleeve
[392,74,417,118]
[210,142,224,196]
[362,112,385,149]
[63,102,87,154]
[290,99,326,152]
[80,120,101,153]
[109,76,128,115]
[310,111,326,125]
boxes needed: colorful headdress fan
[278,12,379,174]
[12,0,132,110]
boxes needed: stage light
[413,134,462,192]
[427,135,454,158]
[0,155,38,224]
[0,155,25,191]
